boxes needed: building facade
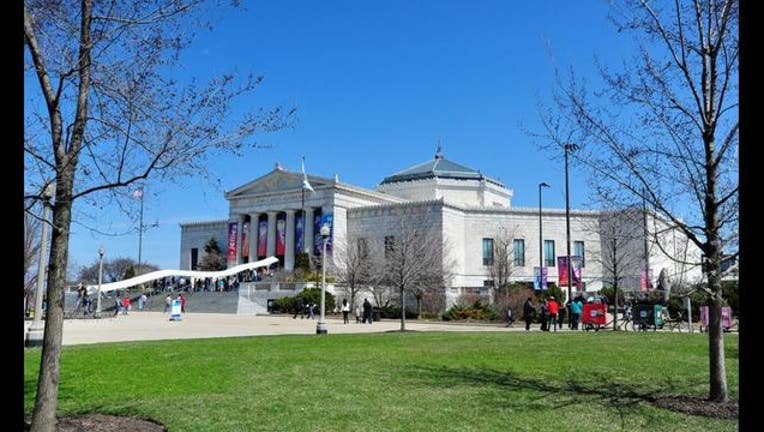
[180,151,703,308]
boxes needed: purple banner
[313,213,322,255]
[533,267,548,290]
[295,213,304,255]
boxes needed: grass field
[24,331,738,431]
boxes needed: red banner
[557,257,569,287]
[227,222,238,265]
[640,269,653,290]
[257,220,267,257]
[241,222,250,258]
[557,256,582,288]
[276,216,285,255]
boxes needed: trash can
[653,305,665,328]
[634,303,654,330]
[372,309,382,322]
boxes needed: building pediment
[225,167,332,199]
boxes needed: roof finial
[435,137,443,159]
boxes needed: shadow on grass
[406,365,708,427]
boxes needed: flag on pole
[132,187,144,200]
[301,157,315,193]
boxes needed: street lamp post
[316,223,330,335]
[97,246,105,315]
[564,143,578,304]
[25,183,54,347]
[538,182,549,290]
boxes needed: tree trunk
[30,193,73,432]
[400,286,406,331]
[706,251,728,402]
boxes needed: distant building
[180,150,702,308]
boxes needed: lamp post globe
[316,223,330,335]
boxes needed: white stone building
[180,151,702,308]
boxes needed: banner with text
[227,222,238,265]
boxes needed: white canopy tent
[85,256,279,295]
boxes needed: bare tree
[537,0,737,402]
[374,207,447,331]
[487,226,520,305]
[77,257,159,284]
[333,236,374,309]
[23,2,294,430]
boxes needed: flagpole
[138,186,144,269]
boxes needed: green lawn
[24,331,738,431]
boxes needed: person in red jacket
[547,297,559,332]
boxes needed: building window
[190,248,198,270]
[574,241,585,267]
[513,239,525,267]
[384,236,395,258]
[544,240,555,267]
[482,238,494,266]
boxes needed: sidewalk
[23,313,523,346]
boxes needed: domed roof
[379,149,505,187]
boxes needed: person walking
[294,297,305,319]
[506,305,514,327]
[114,294,122,317]
[139,293,148,311]
[341,299,351,324]
[570,296,583,330]
[362,298,373,324]
[523,297,535,331]
[547,296,559,332]
[164,294,172,313]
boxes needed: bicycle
[607,307,637,331]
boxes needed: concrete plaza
[23,313,523,346]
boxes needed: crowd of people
[520,295,605,331]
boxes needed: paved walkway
[24,313,526,346]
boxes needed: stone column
[267,211,277,257]
[285,210,296,270]
[304,207,315,255]
[249,213,259,262]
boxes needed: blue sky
[31,0,640,273]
